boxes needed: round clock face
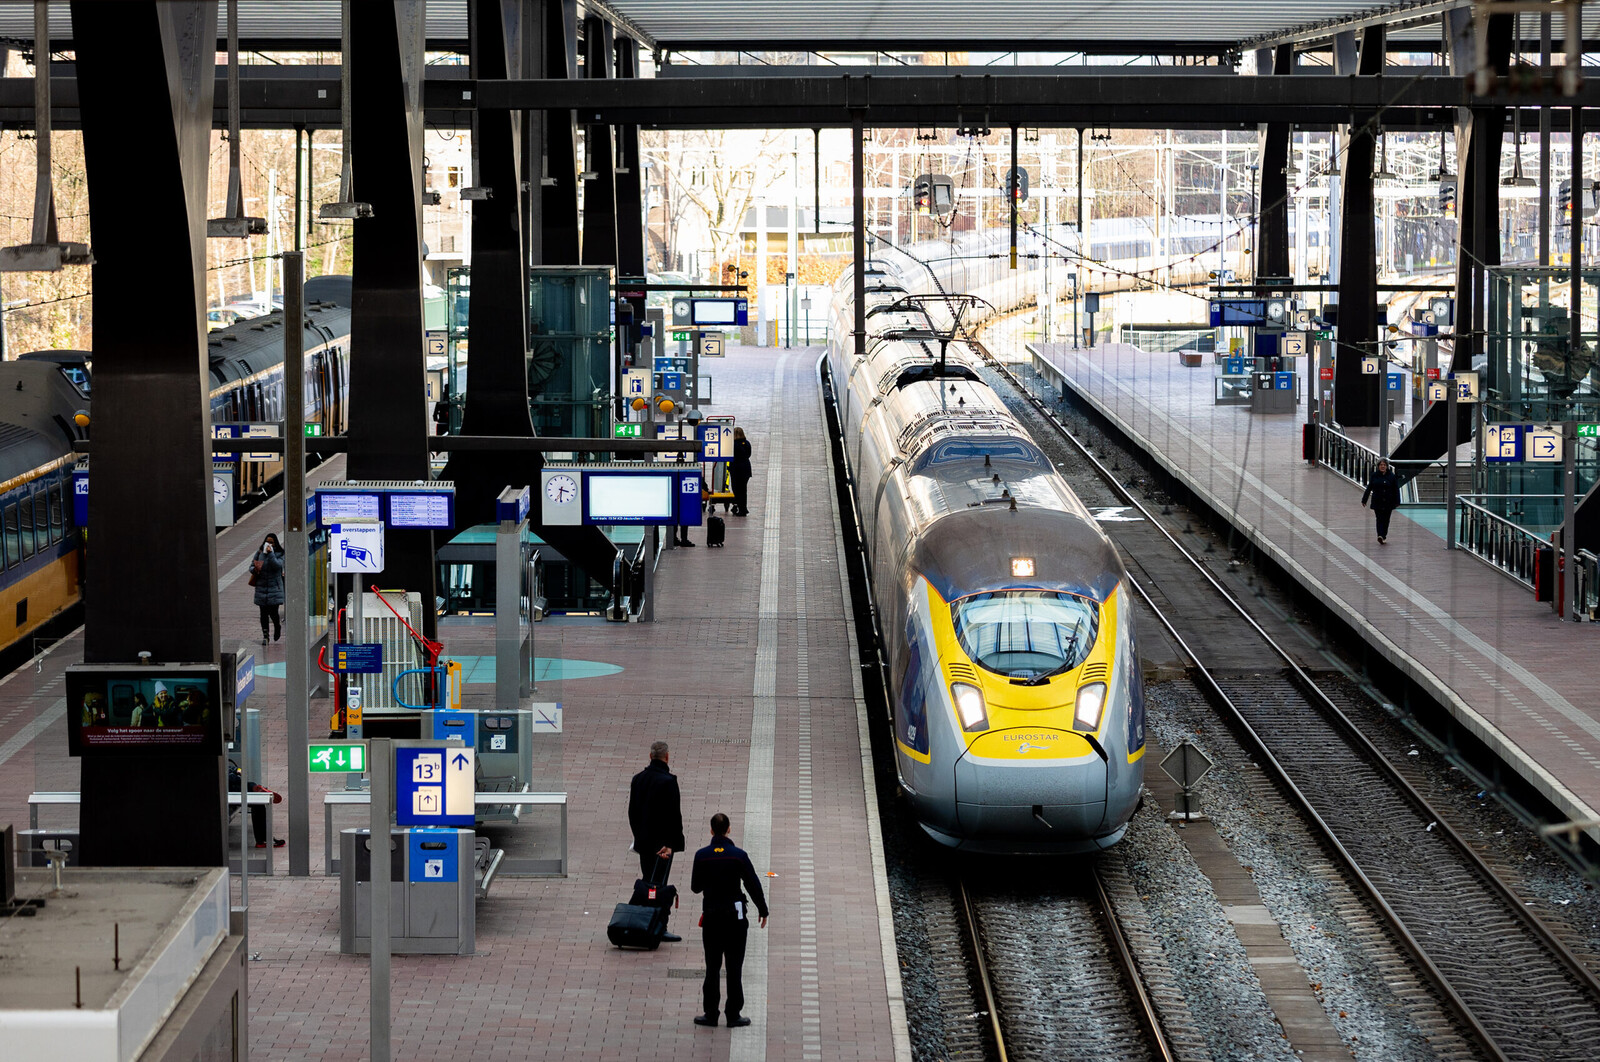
[545,474,578,504]
[673,300,691,319]
[213,475,230,504]
[1266,301,1286,322]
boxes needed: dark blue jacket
[1361,468,1401,513]
[732,437,753,481]
[690,834,769,919]
[252,547,285,607]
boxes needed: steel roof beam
[1239,0,1467,51]
[655,38,1237,56]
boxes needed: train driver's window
[18,494,35,559]
[3,503,19,568]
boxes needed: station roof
[0,1,1528,57]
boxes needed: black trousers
[638,850,673,882]
[702,913,750,1019]
[1375,506,1395,539]
[731,475,750,515]
[259,604,281,637]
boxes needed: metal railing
[1454,496,1543,588]
[1576,549,1599,618]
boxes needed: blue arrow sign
[452,752,471,770]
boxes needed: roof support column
[1390,10,1512,479]
[71,0,226,866]
[614,37,646,282]
[1256,43,1292,281]
[540,0,581,264]
[345,0,439,636]
[520,0,544,266]
[447,0,538,528]
[580,15,618,268]
[1333,24,1385,428]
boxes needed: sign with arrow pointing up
[395,744,476,827]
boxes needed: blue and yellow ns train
[826,250,1145,854]
[0,275,356,657]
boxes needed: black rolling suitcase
[706,515,726,547]
[608,858,675,949]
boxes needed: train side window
[3,503,19,567]
[18,494,35,559]
[48,484,63,542]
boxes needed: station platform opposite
[0,346,910,1061]
[1031,340,1600,848]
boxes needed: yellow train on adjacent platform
[825,240,1145,854]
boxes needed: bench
[26,790,275,874]
[323,790,568,878]
[473,836,505,900]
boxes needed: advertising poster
[67,665,223,755]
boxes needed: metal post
[238,694,249,918]
[1564,419,1578,619]
[1379,341,1390,457]
[283,252,310,877]
[1009,125,1019,270]
[853,118,866,361]
[1540,14,1552,269]
[1075,127,1084,348]
[1572,103,1583,395]
[293,126,305,253]
[1446,386,1459,549]
[369,737,391,1062]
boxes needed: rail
[1454,496,1544,589]
[1579,550,1600,618]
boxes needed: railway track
[953,866,1174,1062]
[972,335,1600,1062]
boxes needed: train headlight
[951,682,989,732]
[1073,682,1107,732]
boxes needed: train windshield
[951,591,1099,679]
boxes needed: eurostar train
[825,243,1145,854]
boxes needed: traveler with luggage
[690,812,769,1028]
[627,741,685,942]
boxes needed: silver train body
[826,239,1146,853]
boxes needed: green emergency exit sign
[309,743,367,773]
[305,423,323,437]
[1580,424,1599,438]
[672,330,691,341]
[614,423,642,438]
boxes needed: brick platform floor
[0,345,909,1061]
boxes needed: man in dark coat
[629,741,686,940]
[1361,457,1402,544]
[690,812,769,1028]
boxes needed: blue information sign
[395,745,476,827]
[333,643,384,674]
[1224,356,1246,375]
[1386,372,1405,392]
[1275,371,1295,391]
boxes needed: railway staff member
[1361,458,1402,545]
[690,812,769,1029]
[628,740,686,942]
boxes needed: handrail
[1454,496,1542,588]
[391,665,445,710]
[1577,549,1599,618]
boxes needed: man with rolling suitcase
[627,741,685,942]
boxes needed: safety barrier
[1454,496,1542,588]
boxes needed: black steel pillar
[1333,24,1384,427]
[579,15,618,268]
[1256,43,1292,281]
[72,0,226,867]
[520,0,544,267]
[541,0,581,263]
[614,37,646,281]
[346,0,439,636]
[1390,13,1512,478]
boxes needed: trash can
[339,827,476,955]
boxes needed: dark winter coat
[628,759,686,856]
[252,548,286,607]
[731,437,753,483]
[1361,468,1402,514]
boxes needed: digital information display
[67,664,223,755]
[693,299,738,325]
[586,473,674,522]
[387,492,454,530]
[319,492,381,523]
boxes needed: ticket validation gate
[340,827,476,955]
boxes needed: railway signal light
[913,174,933,212]
[1439,181,1457,217]
[1004,167,1030,203]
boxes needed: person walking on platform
[251,533,286,643]
[691,812,769,1028]
[730,427,754,517]
[629,741,686,941]
[1361,458,1402,545]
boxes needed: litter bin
[340,827,476,955]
